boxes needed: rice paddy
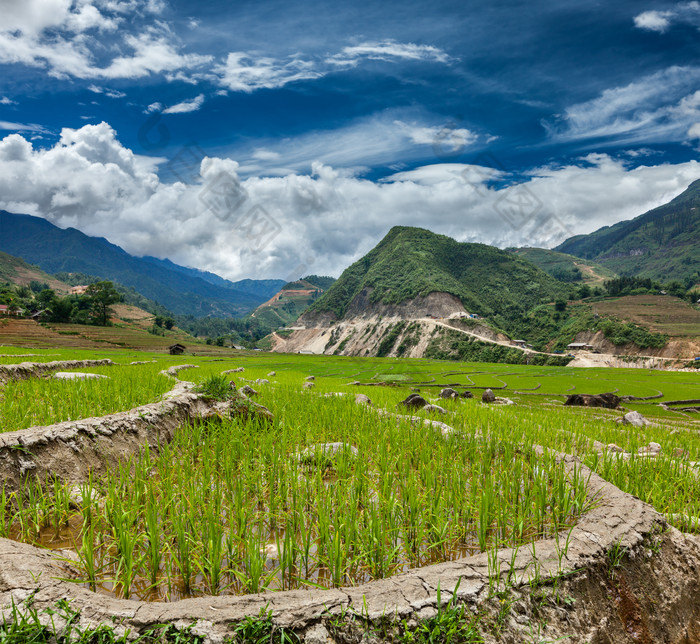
[0,345,699,604]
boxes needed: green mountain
[305,226,570,335]
[509,248,615,284]
[250,276,335,329]
[0,210,284,317]
[555,179,700,283]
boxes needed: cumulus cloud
[0,1,210,80]
[0,123,697,281]
[546,66,700,145]
[163,94,205,114]
[0,96,17,105]
[634,10,672,32]
[634,2,700,32]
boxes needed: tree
[164,317,175,330]
[85,281,121,326]
[554,299,567,312]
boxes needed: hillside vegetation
[509,248,615,284]
[555,178,700,283]
[306,226,570,336]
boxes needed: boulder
[355,394,372,406]
[54,372,109,380]
[493,397,515,406]
[606,443,625,453]
[439,388,458,399]
[482,389,496,403]
[239,385,258,396]
[460,391,474,399]
[638,442,661,457]
[255,378,269,385]
[303,382,315,389]
[564,393,621,409]
[267,371,276,377]
[305,375,315,381]
[399,393,427,409]
[621,411,651,427]
[423,404,447,415]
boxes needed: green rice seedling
[144,483,163,587]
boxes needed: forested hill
[305,226,569,332]
[555,178,700,283]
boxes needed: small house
[0,305,22,316]
[567,342,594,351]
[168,343,186,355]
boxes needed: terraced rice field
[0,346,699,606]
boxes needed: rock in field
[305,375,315,381]
[239,385,258,396]
[439,388,458,399]
[423,404,447,415]
[355,394,372,406]
[399,393,427,409]
[482,389,496,403]
[564,393,621,409]
[267,371,276,376]
[460,390,474,399]
[620,411,651,427]
[303,381,315,389]
[255,378,269,385]
[54,372,109,380]
[638,442,661,457]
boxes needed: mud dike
[0,369,699,642]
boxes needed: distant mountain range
[555,178,700,283]
[0,211,285,317]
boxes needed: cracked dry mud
[0,367,699,642]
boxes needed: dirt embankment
[0,359,114,383]
[298,289,466,329]
[572,330,699,361]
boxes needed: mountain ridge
[0,210,283,318]
[555,178,700,283]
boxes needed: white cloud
[0,121,48,133]
[0,97,17,105]
[327,40,451,67]
[214,39,452,92]
[546,66,700,145]
[215,53,321,92]
[687,123,700,139]
[0,3,210,80]
[252,149,281,161]
[87,84,126,98]
[634,10,672,32]
[233,112,484,176]
[0,123,698,281]
[163,94,205,114]
[634,2,700,32]
[144,101,163,113]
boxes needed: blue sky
[1,0,700,280]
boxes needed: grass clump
[193,374,236,401]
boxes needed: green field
[1,345,699,609]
